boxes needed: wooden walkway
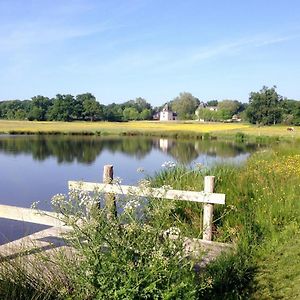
[0,205,233,268]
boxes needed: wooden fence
[69,164,226,241]
[0,165,225,242]
[0,164,228,265]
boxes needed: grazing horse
[287,127,295,131]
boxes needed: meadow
[0,119,299,139]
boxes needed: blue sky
[0,0,300,105]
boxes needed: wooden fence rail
[0,204,65,227]
[68,165,226,241]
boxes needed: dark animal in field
[287,127,295,131]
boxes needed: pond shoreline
[0,120,298,143]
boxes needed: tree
[170,92,200,120]
[217,100,243,120]
[77,93,102,121]
[28,95,52,121]
[121,97,152,113]
[207,100,218,107]
[139,108,152,120]
[103,103,123,121]
[246,86,283,125]
[47,94,76,121]
[123,107,139,121]
[280,99,300,125]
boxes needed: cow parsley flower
[161,161,176,168]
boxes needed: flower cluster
[124,199,140,211]
[51,193,66,206]
[161,161,176,168]
[112,177,123,185]
[138,179,151,189]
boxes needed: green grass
[252,228,300,300]
[152,143,300,299]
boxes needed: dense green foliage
[246,86,283,125]
[245,86,300,125]
[170,92,200,120]
[0,94,154,122]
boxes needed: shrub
[50,185,200,299]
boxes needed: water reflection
[0,135,260,165]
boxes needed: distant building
[159,104,177,121]
[195,102,206,122]
[231,114,242,122]
[153,112,160,120]
[207,106,218,111]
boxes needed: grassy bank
[153,143,300,298]
[0,120,299,141]
[0,142,299,299]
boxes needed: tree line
[0,93,153,122]
[0,87,299,125]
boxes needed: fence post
[103,165,117,219]
[203,176,215,241]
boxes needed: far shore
[0,120,298,140]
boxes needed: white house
[159,104,177,121]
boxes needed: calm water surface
[0,135,261,244]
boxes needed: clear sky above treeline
[0,0,299,105]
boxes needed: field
[0,120,299,139]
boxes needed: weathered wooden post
[203,176,215,241]
[103,164,117,219]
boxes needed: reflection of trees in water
[194,140,258,158]
[157,139,260,164]
[166,141,199,164]
[100,138,152,159]
[0,135,260,165]
[0,136,153,164]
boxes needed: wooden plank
[68,181,225,204]
[0,204,66,227]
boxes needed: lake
[0,135,261,244]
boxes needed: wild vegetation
[0,141,299,299]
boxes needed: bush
[50,184,200,299]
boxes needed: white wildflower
[78,191,92,206]
[161,161,176,168]
[30,201,40,210]
[163,227,181,239]
[124,199,140,211]
[160,185,173,191]
[51,193,66,206]
[112,177,122,184]
[138,179,151,189]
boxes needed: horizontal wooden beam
[0,205,66,227]
[68,181,225,205]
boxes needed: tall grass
[153,142,300,298]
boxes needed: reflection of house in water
[159,138,174,152]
